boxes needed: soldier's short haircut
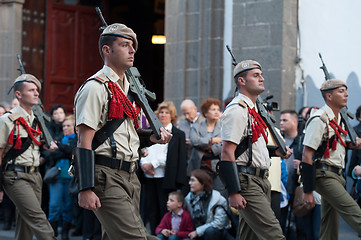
[321,89,333,101]
[98,35,118,60]
[13,81,25,93]
[233,71,248,89]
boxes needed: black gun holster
[73,147,95,192]
[216,161,242,195]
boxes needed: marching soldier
[74,23,172,239]
[0,74,58,240]
[301,79,361,239]
[218,60,292,239]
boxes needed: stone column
[232,0,298,111]
[164,0,225,109]
[164,0,298,113]
[0,0,25,105]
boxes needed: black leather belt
[5,164,39,174]
[95,155,138,173]
[237,165,269,178]
[315,162,343,175]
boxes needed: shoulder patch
[78,73,109,93]
[319,112,328,123]
[93,74,108,83]
[305,112,328,128]
[238,100,247,108]
[8,112,22,122]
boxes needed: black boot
[61,221,72,240]
[2,208,12,230]
[50,221,58,236]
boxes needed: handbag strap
[212,204,235,224]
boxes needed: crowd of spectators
[1,97,361,240]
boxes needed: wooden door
[44,0,103,112]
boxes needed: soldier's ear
[238,76,246,87]
[14,90,22,100]
[326,91,333,102]
[102,45,111,56]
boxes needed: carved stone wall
[0,0,25,105]
[164,0,298,112]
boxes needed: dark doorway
[106,0,165,110]
[43,0,165,112]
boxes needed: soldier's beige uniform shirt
[221,93,270,169]
[0,105,40,166]
[303,104,346,168]
[74,65,140,162]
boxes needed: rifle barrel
[226,45,238,66]
[96,7,108,29]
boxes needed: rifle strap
[227,101,254,165]
[313,135,335,160]
[91,117,127,151]
[234,114,253,166]
[91,91,135,151]
[85,75,138,151]
[306,113,345,161]
[3,119,38,164]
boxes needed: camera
[263,95,279,112]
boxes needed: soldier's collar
[102,65,120,83]
[323,104,340,124]
[13,105,34,121]
[238,93,254,109]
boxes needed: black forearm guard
[267,145,279,158]
[73,148,95,192]
[216,161,241,195]
[300,162,316,193]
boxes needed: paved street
[0,217,359,240]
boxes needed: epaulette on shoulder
[88,73,109,83]
[306,111,328,128]
[78,73,109,92]
[8,112,22,122]
[319,112,328,123]
[238,100,247,108]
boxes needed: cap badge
[108,25,118,33]
[241,62,249,69]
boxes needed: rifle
[16,55,53,146]
[96,7,162,139]
[318,53,331,81]
[256,97,287,155]
[318,53,357,145]
[126,68,162,139]
[225,46,287,155]
[16,54,26,75]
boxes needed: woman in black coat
[140,101,187,235]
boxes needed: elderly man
[178,99,204,174]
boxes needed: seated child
[156,192,194,240]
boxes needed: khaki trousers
[237,173,285,240]
[316,169,361,240]
[93,165,159,240]
[3,171,56,240]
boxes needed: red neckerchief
[7,117,42,149]
[247,106,268,144]
[324,119,348,158]
[107,81,141,129]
